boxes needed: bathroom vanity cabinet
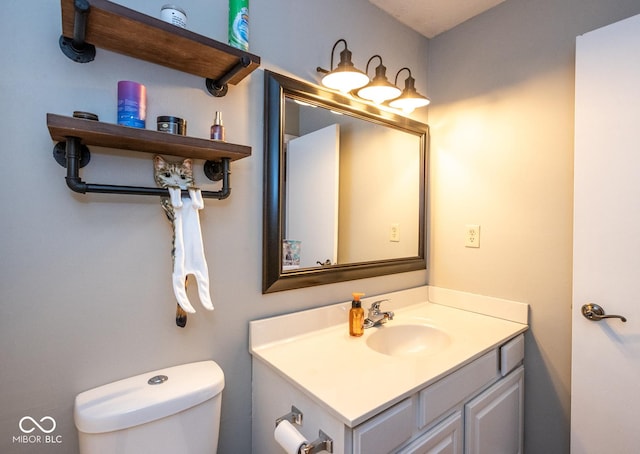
[253,338,524,454]
[250,286,528,454]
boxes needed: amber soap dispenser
[349,292,365,337]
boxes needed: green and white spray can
[228,0,249,51]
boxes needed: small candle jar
[160,5,187,28]
[157,116,186,135]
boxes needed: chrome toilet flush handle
[581,303,627,322]
[147,375,169,385]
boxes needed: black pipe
[213,158,231,200]
[81,183,230,199]
[59,0,95,62]
[61,139,231,200]
[72,0,91,51]
[206,56,251,96]
[216,56,251,88]
[65,138,89,193]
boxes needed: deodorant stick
[117,81,146,128]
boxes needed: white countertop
[250,286,528,427]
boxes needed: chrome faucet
[364,299,394,328]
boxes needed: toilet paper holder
[275,406,334,454]
[276,405,304,427]
[301,430,333,454]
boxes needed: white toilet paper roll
[274,420,308,454]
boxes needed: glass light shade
[389,75,430,113]
[357,63,401,104]
[321,69,369,93]
[389,94,430,113]
[358,83,402,105]
[320,42,369,93]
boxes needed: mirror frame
[263,70,429,293]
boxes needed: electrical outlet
[465,224,480,248]
[390,223,400,242]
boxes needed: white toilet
[74,360,225,454]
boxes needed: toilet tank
[74,360,225,454]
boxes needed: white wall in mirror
[284,97,421,269]
[339,124,420,263]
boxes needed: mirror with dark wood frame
[263,70,429,293]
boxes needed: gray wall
[427,0,640,452]
[0,1,427,453]
[3,0,640,453]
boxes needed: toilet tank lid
[74,360,225,434]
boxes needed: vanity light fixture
[316,39,369,93]
[356,55,402,104]
[388,67,430,114]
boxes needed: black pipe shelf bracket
[47,113,251,200]
[205,56,251,97]
[59,0,96,63]
[54,137,232,200]
[57,0,260,97]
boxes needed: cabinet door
[397,411,463,454]
[353,398,415,454]
[464,366,524,454]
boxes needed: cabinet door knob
[581,303,627,322]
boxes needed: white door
[572,13,640,453]
[286,124,339,268]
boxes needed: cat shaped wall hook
[154,156,214,325]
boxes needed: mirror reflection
[283,98,421,269]
[263,70,428,293]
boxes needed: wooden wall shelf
[53,0,257,199]
[47,114,251,162]
[47,114,247,200]
[59,0,260,94]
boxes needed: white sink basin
[366,323,451,357]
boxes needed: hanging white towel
[167,187,214,313]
